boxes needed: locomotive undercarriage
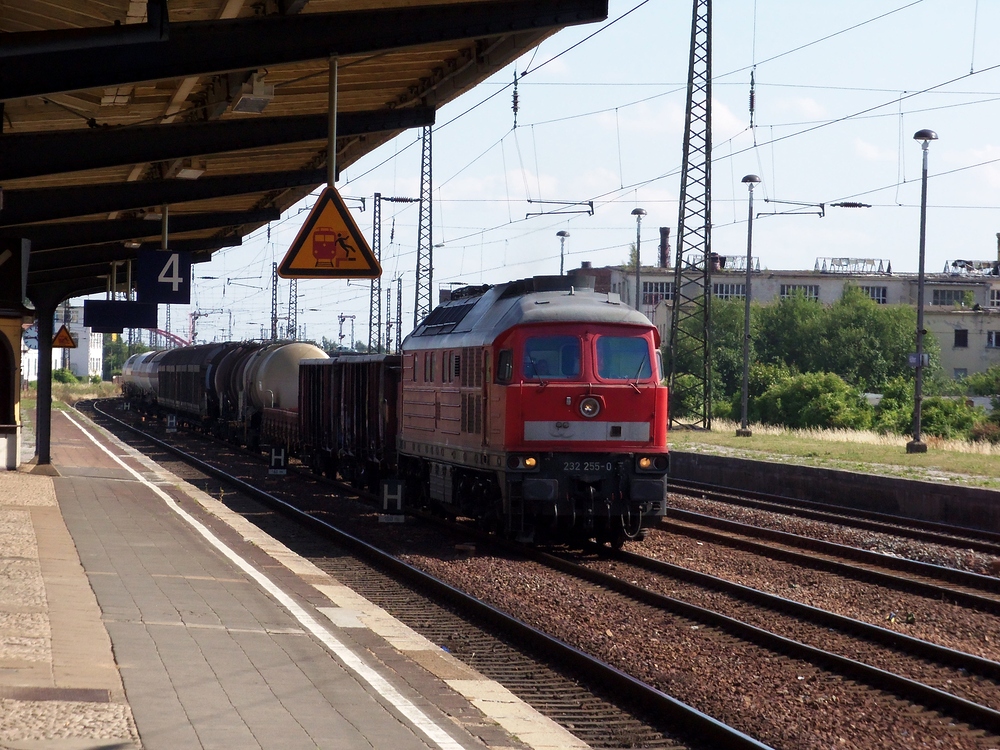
[507,453,665,546]
[399,451,665,547]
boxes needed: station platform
[0,407,586,750]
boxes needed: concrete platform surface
[0,406,587,750]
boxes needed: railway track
[85,398,1000,748]
[83,399,752,750]
[660,507,1000,614]
[670,478,1000,555]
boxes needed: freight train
[121,275,670,546]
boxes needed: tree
[754,292,825,374]
[709,298,748,399]
[815,286,930,391]
[103,335,150,380]
[962,366,1000,396]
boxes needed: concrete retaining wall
[669,451,1000,534]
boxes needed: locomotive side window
[596,337,652,380]
[523,336,580,380]
[496,350,513,383]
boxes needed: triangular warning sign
[278,187,382,279]
[52,325,77,349]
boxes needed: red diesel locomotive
[299,275,668,545]
[397,274,668,544]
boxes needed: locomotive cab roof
[403,274,655,350]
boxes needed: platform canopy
[0,0,608,308]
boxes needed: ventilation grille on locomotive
[416,299,478,335]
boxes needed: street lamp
[907,128,938,454]
[631,208,646,312]
[557,231,570,275]
[738,175,761,437]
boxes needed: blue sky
[163,0,1000,345]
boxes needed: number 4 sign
[136,249,192,305]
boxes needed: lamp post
[557,230,570,275]
[738,175,761,437]
[907,129,938,454]
[631,208,646,312]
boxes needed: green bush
[919,397,986,439]
[754,372,872,430]
[873,376,914,434]
[90,374,102,385]
[52,368,79,384]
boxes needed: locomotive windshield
[523,336,581,380]
[596,336,653,380]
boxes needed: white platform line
[61,411,467,750]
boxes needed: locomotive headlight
[579,397,601,419]
[507,455,540,470]
[636,455,669,472]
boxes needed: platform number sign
[137,250,192,305]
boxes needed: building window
[642,281,675,305]
[932,288,970,306]
[954,368,968,379]
[712,283,746,301]
[988,331,1000,348]
[991,289,1000,308]
[861,286,887,304]
[954,329,969,348]
[779,284,820,301]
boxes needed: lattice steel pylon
[668,0,713,430]
[369,192,382,352]
[414,126,433,328]
[287,278,298,339]
[270,261,279,341]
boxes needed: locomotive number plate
[563,461,612,472]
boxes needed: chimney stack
[659,227,671,268]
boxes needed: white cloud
[854,138,896,162]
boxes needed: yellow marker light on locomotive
[524,456,537,468]
[638,456,652,469]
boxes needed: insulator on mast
[511,71,519,129]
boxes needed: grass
[671,419,1000,488]
[23,381,119,408]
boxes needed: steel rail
[664,508,1000,610]
[522,545,1000,735]
[88,400,772,750]
[600,544,1000,681]
[670,478,1000,554]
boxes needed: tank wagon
[121,340,327,446]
